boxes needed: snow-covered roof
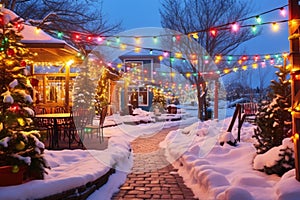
[2,8,80,63]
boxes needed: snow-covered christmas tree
[0,10,48,182]
[253,65,292,154]
[152,88,166,113]
[73,61,97,111]
[252,64,293,176]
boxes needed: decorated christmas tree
[253,65,292,154]
[73,61,97,111]
[0,10,48,181]
[94,66,119,114]
[152,88,166,112]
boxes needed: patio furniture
[62,109,89,148]
[35,113,71,149]
[84,106,107,143]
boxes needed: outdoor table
[35,113,71,148]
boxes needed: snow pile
[0,131,133,200]
[160,118,284,200]
[275,169,300,200]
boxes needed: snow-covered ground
[1,105,300,200]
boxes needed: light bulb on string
[153,36,158,43]
[227,56,233,64]
[135,37,141,44]
[280,7,286,17]
[251,25,257,34]
[255,16,262,24]
[209,28,217,37]
[254,55,259,62]
[116,37,120,43]
[271,22,279,32]
[149,49,153,55]
[97,36,103,43]
[231,22,239,32]
[163,51,169,57]
[57,31,63,39]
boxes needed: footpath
[112,127,198,200]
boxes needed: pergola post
[288,0,300,182]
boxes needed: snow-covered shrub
[253,138,294,176]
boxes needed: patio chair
[63,109,89,148]
[84,106,107,143]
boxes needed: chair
[33,117,54,148]
[84,106,107,143]
[63,109,89,148]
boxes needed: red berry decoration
[20,60,26,67]
[7,48,15,56]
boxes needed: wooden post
[288,0,300,181]
[214,79,219,119]
[65,63,70,112]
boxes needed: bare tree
[1,0,121,52]
[160,0,259,119]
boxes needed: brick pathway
[112,127,198,200]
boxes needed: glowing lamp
[192,33,199,39]
[280,7,286,17]
[158,55,163,61]
[176,35,181,41]
[35,27,41,34]
[271,22,279,32]
[97,37,103,42]
[233,67,239,72]
[153,36,158,43]
[255,16,262,24]
[135,37,141,44]
[254,55,259,62]
[223,68,230,74]
[242,65,247,70]
[231,22,239,32]
[149,49,153,55]
[292,133,299,143]
[163,51,169,57]
[252,63,258,69]
[57,31,63,38]
[251,25,257,34]
[209,28,217,37]
[242,55,247,61]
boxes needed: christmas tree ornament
[15,141,25,151]
[2,91,14,104]
[9,79,18,88]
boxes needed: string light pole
[288,0,300,182]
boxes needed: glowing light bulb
[251,25,257,34]
[135,37,141,44]
[57,31,63,38]
[256,16,262,24]
[35,27,41,34]
[163,51,169,57]
[231,22,239,32]
[280,7,286,17]
[209,28,217,37]
[271,22,279,32]
[153,36,158,43]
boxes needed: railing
[227,102,259,142]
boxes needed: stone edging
[37,168,116,200]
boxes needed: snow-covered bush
[253,138,294,176]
